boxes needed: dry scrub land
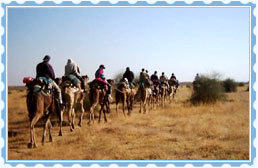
[8,85,249,160]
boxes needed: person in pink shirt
[95,64,112,99]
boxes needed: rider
[170,73,179,89]
[145,70,150,80]
[195,73,200,81]
[151,71,159,86]
[95,64,112,99]
[160,72,169,88]
[122,67,135,88]
[64,58,86,92]
[36,55,64,105]
[139,68,146,85]
[170,73,177,81]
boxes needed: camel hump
[90,79,106,90]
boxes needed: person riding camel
[64,58,86,92]
[160,72,169,88]
[170,73,177,81]
[139,68,146,85]
[145,70,150,80]
[195,73,200,81]
[95,64,112,99]
[151,71,159,86]
[36,55,64,106]
[139,68,151,88]
[169,73,179,90]
[122,67,135,88]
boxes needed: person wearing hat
[36,55,55,80]
[95,64,112,99]
[122,67,135,88]
[36,55,64,106]
[64,58,86,92]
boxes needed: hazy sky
[8,7,250,85]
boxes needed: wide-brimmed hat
[99,64,105,69]
[43,55,51,61]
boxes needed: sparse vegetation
[191,75,225,105]
[238,82,245,87]
[8,84,249,160]
[186,84,192,88]
[223,78,237,92]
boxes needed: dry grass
[8,84,249,160]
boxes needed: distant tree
[238,82,245,87]
[191,73,226,105]
[113,71,124,83]
[223,78,237,92]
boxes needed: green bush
[223,78,237,92]
[191,75,225,104]
[238,82,245,87]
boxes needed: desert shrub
[113,71,124,83]
[113,71,140,84]
[223,78,237,92]
[186,84,192,88]
[191,75,225,104]
[238,82,245,87]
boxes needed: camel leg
[71,108,75,130]
[143,102,146,114]
[103,105,108,122]
[42,117,52,145]
[116,101,119,116]
[42,116,48,145]
[67,105,74,132]
[88,103,97,125]
[139,101,142,113]
[129,98,133,112]
[127,98,130,116]
[28,113,42,148]
[98,106,102,123]
[79,103,85,127]
[59,110,63,136]
[47,118,53,142]
[122,100,126,117]
[143,93,147,114]
[88,108,93,125]
[88,107,93,125]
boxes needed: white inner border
[5,5,253,163]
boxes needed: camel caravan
[22,56,180,148]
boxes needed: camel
[150,84,160,109]
[88,80,111,124]
[26,78,62,148]
[115,81,130,117]
[138,84,151,114]
[127,83,139,114]
[168,79,178,103]
[115,80,138,117]
[160,83,168,107]
[60,75,88,134]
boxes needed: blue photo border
[1,1,256,167]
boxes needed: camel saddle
[23,77,53,96]
[90,79,108,91]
